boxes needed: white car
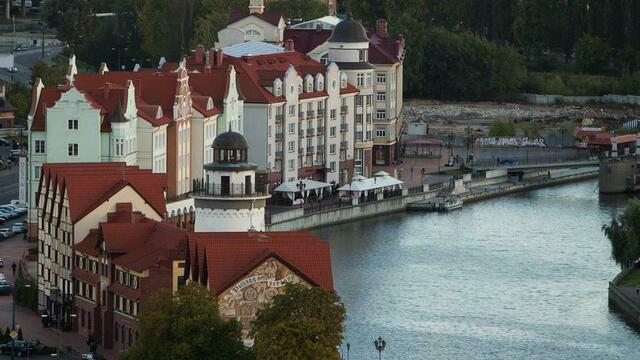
[0,273,5,280]
[0,228,13,238]
[11,223,24,233]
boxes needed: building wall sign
[218,257,306,336]
[475,137,546,147]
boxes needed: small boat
[439,197,463,211]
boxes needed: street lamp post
[374,336,386,360]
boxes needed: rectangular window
[288,141,295,152]
[34,165,41,180]
[376,128,386,137]
[330,109,336,120]
[330,161,336,172]
[359,49,367,62]
[68,119,78,130]
[330,127,336,137]
[356,73,364,87]
[355,96,363,106]
[365,74,372,87]
[288,159,295,170]
[35,140,45,154]
[330,144,336,155]
[377,73,386,84]
[376,92,386,101]
[289,123,295,134]
[376,110,386,120]
[288,105,295,116]
[68,143,78,156]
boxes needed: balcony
[340,123,348,132]
[307,128,315,137]
[317,145,325,153]
[340,141,348,149]
[192,180,268,198]
[306,110,315,119]
[275,132,283,142]
[275,114,284,122]
[306,146,315,154]
[299,129,304,137]
[316,126,325,134]
[299,147,304,155]
[340,105,348,114]
[298,112,304,119]
[275,151,283,159]
[317,111,325,120]
[355,117,363,125]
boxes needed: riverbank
[609,265,640,328]
[267,168,599,231]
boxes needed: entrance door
[245,175,252,195]
[221,176,230,195]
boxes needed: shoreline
[267,169,599,231]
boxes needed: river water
[314,180,640,360]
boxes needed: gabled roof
[40,163,167,224]
[222,52,325,104]
[188,231,334,295]
[227,11,284,27]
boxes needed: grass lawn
[619,268,640,288]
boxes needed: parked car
[0,273,5,280]
[499,159,518,165]
[4,67,17,73]
[0,138,8,146]
[0,340,32,356]
[82,353,104,360]
[11,223,24,233]
[9,149,20,156]
[0,228,13,239]
[0,217,5,225]
[0,280,12,295]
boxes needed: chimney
[377,19,388,37]
[98,62,109,75]
[195,44,205,64]
[395,34,404,56]
[208,47,215,68]
[284,39,294,51]
[215,49,224,67]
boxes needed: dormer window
[305,75,314,93]
[273,79,282,96]
[315,74,324,92]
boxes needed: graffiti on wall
[218,258,306,337]
[475,137,546,147]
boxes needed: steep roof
[40,163,167,223]
[227,12,283,27]
[222,52,325,104]
[188,231,334,294]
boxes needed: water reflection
[314,180,640,360]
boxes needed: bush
[489,119,516,137]
[575,34,613,74]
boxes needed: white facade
[216,12,286,48]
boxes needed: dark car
[0,280,12,295]
[0,340,32,356]
[0,138,8,146]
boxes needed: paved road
[0,45,63,85]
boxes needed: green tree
[266,0,327,20]
[121,283,251,360]
[6,83,31,127]
[489,119,515,137]
[250,284,346,360]
[30,60,67,87]
[575,34,613,74]
[603,198,640,270]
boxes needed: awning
[337,173,404,194]
[274,179,333,201]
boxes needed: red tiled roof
[340,83,359,95]
[40,163,167,223]
[227,12,283,27]
[222,52,325,104]
[188,231,334,295]
[73,229,100,257]
[30,88,64,131]
[71,268,100,285]
[283,28,404,65]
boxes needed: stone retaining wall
[521,93,640,106]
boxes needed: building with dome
[192,130,271,232]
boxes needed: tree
[250,284,346,360]
[265,0,327,20]
[121,283,251,360]
[30,61,67,87]
[575,34,613,74]
[6,83,31,126]
[603,198,640,270]
[489,119,515,137]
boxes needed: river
[314,180,640,360]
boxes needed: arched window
[246,29,261,37]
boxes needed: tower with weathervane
[193,130,271,232]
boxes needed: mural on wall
[218,257,307,336]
